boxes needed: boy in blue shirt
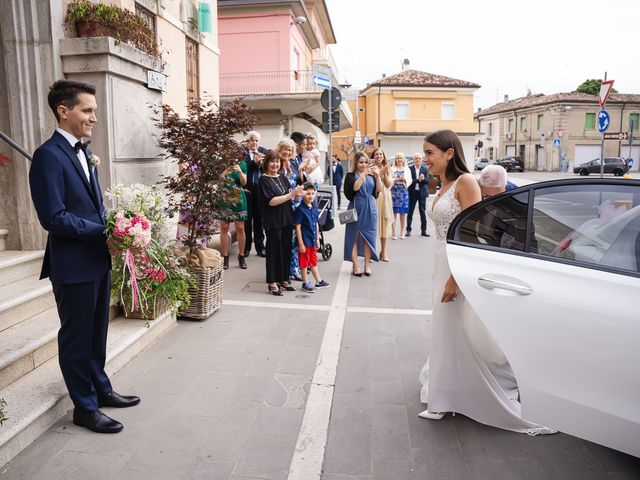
[294,183,331,293]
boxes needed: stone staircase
[0,250,178,467]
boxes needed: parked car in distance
[495,156,524,172]
[475,157,490,170]
[447,178,640,457]
[573,157,629,176]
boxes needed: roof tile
[364,69,480,90]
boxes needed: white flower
[90,154,100,168]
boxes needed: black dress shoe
[421,232,430,237]
[73,409,123,433]
[98,391,141,408]
[257,250,267,258]
[405,231,411,237]
[244,250,251,258]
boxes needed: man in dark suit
[29,80,140,434]
[406,152,430,237]
[243,130,268,257]
[328,155,344,209]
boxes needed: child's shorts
[298,246,318,268]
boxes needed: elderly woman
[371,148,394,261]
[259,149,304,295]
[390,152,412,239]
[343,151,382,276]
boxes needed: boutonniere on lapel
[90,154,100,170]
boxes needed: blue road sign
[363,136,370,146]
[312,75,331,89]
[597,109,610,133]
[553,138,561,147]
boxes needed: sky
[323,0,640,110]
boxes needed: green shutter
[537,114,543,130]
[585,113,595,129]
[630,113,639,131]
[199,2,211,33]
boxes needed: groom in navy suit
[29,80,140,434]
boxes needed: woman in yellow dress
[371,148,394,261]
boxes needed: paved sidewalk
[1,207,639,479]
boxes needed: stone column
[60,36,171,194]
[0,0,59,250]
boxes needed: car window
[456,192,531,252]
[532,184,640,273]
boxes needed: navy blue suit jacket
[244,146,269,193]
[408,165,429,198]
[328,162,344,187]
[29,131,110,284]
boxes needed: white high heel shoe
[418,410,446,420]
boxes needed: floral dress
[391,169,409,214]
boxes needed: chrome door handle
[477,275,533,295]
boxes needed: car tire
[579,169,589,176]
[613,169,624,176]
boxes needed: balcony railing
[220,70,337,96]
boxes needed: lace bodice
[427,178,461,241]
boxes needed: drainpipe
[513,109,518,160]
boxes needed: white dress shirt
[56,128,90,181]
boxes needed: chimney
[382,73,386,78]
[477,107,481,113]
[503,94,509,103]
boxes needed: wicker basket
[181,263,223,320]
[123,296,169,320]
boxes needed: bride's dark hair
[424,130,470,181]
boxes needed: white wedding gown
[419,177,555,435]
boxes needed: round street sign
[558,130,564,137]
[597,110,610,133]
[320,87,342,110]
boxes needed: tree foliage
[576,79,618,96]
[157,98,256,254]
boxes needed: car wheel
[613,169,624,176]
[579,169,589,176]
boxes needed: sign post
[598,78,614,177]
[313,64,336,186]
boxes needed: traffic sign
[363,136,370,146]
[320,88,342,110]
[558,130,564,138]
[312,64,331,90]
[597,110,610,133]
[354,130,362,144]
[603,131,629,140]
[553,138,561,147]
[599,80,615,109]
[322,110,340,133]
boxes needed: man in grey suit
[406,152,429,237]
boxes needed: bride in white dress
[418,130,555,435]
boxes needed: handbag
[338,208,358,224]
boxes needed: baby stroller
[316,190,334,260]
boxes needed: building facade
[475,92,640,172]
[217,0,352,152]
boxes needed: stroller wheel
[322,243,333,260]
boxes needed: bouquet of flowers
[105,184,194,319]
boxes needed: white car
[446,178,640,457]
[475,157,490,170]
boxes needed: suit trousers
[265,225,293,284]
[407,190,427,233]
[52,270,113,413]
[244,190,265,254]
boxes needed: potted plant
[105,184,194,321]
[157,98,256,319]
[0,398,6,426]
[64,0,160,58]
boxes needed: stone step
[0,302,122,392]
[0,276,54,333]
[0,250,44,288]
[0,307,58,391]
[0,230,8,252]
[0,310,178,467]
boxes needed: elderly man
[406,152,429,237]
[478,164,518,198]
[243,131,268,257]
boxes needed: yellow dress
[376,172,394,239]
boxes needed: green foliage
[0,398,7,426]
[576,79,618,96]
[157,99,257,255]
[65,0,159,58]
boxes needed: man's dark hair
[290,131,306,145]
[303,181,316,191]
[48,80,96,122]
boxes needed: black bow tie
[74,140,90,154]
